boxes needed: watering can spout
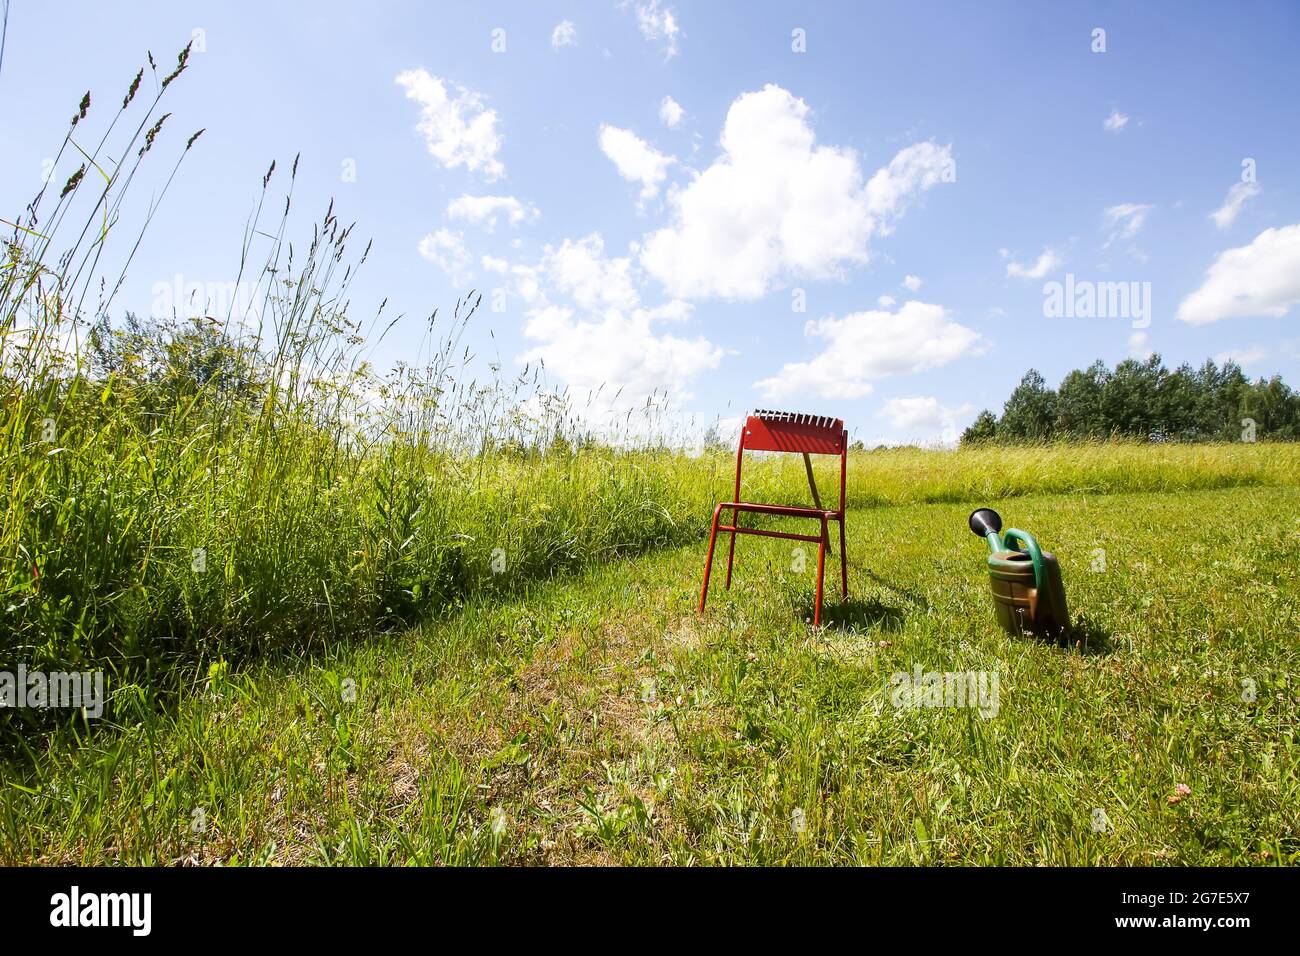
[968,507,1003,552]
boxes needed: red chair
[698,410,848,627]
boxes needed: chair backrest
[742,409,845,455]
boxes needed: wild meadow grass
[773,440,1298,506]
[2,480,1294,864]
[1,52,1296,864]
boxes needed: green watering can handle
[1001,528,1047,593]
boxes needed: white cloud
[481,254,509,273]
[395,69,504,180]
[864,142,954,237]
[659,95,685,128]
[539,233,640,313]
[509,263,544,305]
[634,1,681,58]
[1210,181,1261,229]
[1128,331,1153,359]
[1214,345,1268,368]
[446,195,538,231]
[641,85,953,300]
[417,229,473,286]
[902,274,922,291]
[1103,109,1130,133]
[519,302,720,405]
[878,396,973,432]
[1103,202,1153,247]
[1176,224,1300,324]
[1006,248,1062,279]
[521,304,574,341]
[494,233,720,415]
[754,300,982,400]
[551,20,577,50]
[877,294,896,307]
[598,125,675,204]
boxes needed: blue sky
[4,0,1299,444]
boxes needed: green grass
[3,464,1295,865]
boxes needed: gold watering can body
[968,508,1070,638]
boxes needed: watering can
[967,508,1070,638]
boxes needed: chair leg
[814,516,827,627]
[838,514,848,599]
[698,504,723,613]
[724,506,739,589]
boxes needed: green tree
[998,369,1057,440]
[1242,375,1299,441]
[1100,355,1166,437]
[1055,361,1109,437]
[960,410,999,444]
[1157,363,1203,439]
[963,356,1299,445]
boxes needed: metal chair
[698,409,848,627]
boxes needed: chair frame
[698,410,848,627]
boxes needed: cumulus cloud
[1103,109,1130,132]
[519,302,719,405]
[446,195,539,230]
[538,233,640,313]
[659,95,685,128]
[902,274,922,291]
[1210,181,1261,229]
[1176,224,1300,324]
[395,69,504,180]
[640,85,953,300]
[877,396,974,444]
[1006,248,1062,279]
[634,1,681,58]
[878,396,973,431]
[754,300,982,400]
[551,20,577,49]
[488,233,720,413]
[598,124,676,203]
[417,229,473,286]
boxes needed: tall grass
[4,52,1298,738]
[829,440,1299,506]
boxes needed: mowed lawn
[2,480,1296,865]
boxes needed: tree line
[961,355,1300,444]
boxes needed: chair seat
[722,501,843,519]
